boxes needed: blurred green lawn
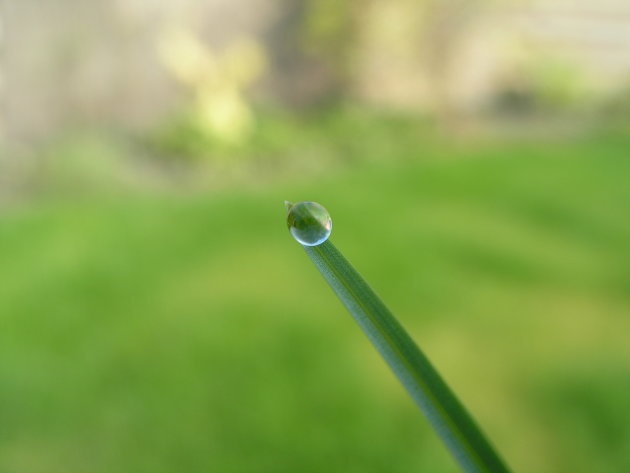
[1,124,629,473]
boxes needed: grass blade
[301,239,511,473]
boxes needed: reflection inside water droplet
[286,201,332,246]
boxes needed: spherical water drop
[286,201,332,246]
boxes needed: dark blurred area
[1,1,629,472]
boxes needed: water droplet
[286,201,332,246]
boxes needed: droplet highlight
[286,201,332,246]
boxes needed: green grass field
[1,123,629,473]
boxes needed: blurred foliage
[599,84,630,122]
[146,106,434,168]
[527,56,589,109]
[493,53,591,115]
[1,114,629,472]
[159,28,266,144]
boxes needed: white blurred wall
[355,0,630,113]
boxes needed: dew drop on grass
[286,201,332,246]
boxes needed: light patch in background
[159,27,266,145]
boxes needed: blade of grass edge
[303,240,511,473]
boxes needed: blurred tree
[421,0,484,131]
[301,0,360,99]
[262,0,360,107]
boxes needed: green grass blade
[302,240,511,473]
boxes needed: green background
[1,115,629,473]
